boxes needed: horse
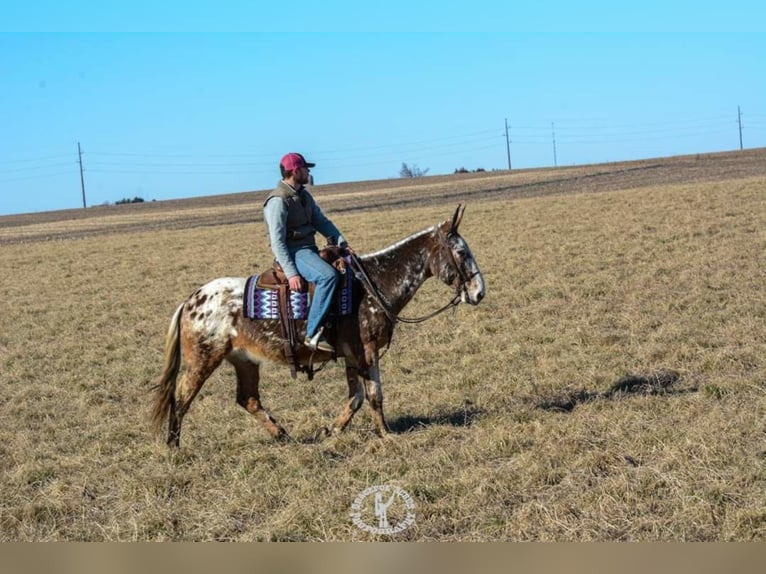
[150,204,485,447]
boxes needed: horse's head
[432,204,485,305]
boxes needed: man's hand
[288,275,304,291]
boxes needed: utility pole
[504,118,512,170]
[78,142,87,208]
[551,122,558,167]
[738,105,743,150]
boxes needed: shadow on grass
[388,403,485,433]
[294,404,485,445]
[535,369,697,413]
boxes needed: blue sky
[1,2,764,215]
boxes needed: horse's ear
[449,204,465,234]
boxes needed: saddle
[257,246,347,288]
[257,246,349,380]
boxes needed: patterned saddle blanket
[243,258,355,320]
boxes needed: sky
[1,2,765,215]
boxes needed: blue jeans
[293,246,339,339]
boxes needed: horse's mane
[360,226,436,261]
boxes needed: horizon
[3,146,762,221]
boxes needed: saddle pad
[243,261,354,321]
[243,275,310,320]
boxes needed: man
[263,152,349,353]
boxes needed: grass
[0,150,764,540]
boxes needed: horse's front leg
[363,346,391,436]
[328,361,366,435]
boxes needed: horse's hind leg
[228,351,290,441]
[168,351,225,448]
[329,362,366,435]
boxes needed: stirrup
[304,329,335,353]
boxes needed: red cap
[280,153,315,171]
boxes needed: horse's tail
[150,303,184,435]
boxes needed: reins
[347,250,461,326]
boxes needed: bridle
[441,229,482,300]
[347,227,477,325]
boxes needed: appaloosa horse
[151,204,485,447]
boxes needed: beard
[296,170,310,186]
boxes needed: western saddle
[255,246,349,380]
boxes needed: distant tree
[454,167,469,174]
[115,196,145,205]
[399,162,430,178]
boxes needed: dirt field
[0,149,764,540]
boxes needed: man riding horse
[263,152,350,354]
[152,169,484,446]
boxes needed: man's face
[295,165,311,185]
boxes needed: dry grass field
[0,149,764,541]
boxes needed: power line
[513,128,735,145]
[0,161,76,174]
[0,171,75,184]
[84,142,505,175]
[314,128,502,155]
[81,134,504,173]
[0,153,75,165]
[85,128,504,161]
[1,111,762,189]
[509,115,735,130]
[510,121,735,139]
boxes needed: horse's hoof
[378,424,397,439]
[274,430,293,443]
[313,427,331,442]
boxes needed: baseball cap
[280,152,316,171]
